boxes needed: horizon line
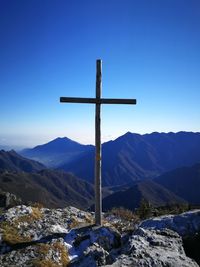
[1,130,200,151]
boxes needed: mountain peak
[43,136,82,146]
[20,136,94,167]
[54,136,78,142]
[32,136,84,152]
[124,131,133,136]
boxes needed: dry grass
[69,217,80,229]
[32,241,69,267]
[69,214,93,229]
[32,202,45,209]
[16,207,42,224]
[32,259,58,267]
[1,206,42,245]
[109,207,139,222]
[37,243,51,255]
[1,221,31,245]
[85,214,93,224]
[105,207,140,233]
[53,241,69,266]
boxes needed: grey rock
[0,190,21,208]
[140,209,200,237]
[66,225,121,266]
[106,228,198,267]
[0,205,200,267]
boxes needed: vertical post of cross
[95,59,102,225]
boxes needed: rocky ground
[0,205,200,266]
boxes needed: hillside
[20,137,93,167]
[0,170,94,209]
[59,131,200,186]
[0,150,45,172]
[0,150,95,209]
[154,163,200,205]
[102,180,186,211]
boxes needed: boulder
[0,190,21,208]
[105,227,198,267]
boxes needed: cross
[60,59,136,225]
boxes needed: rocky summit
[0,206,200,267]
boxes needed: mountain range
[58,131,200,186]
[102,163,200,211]
[1,150,200,214]
[1,131,200,210]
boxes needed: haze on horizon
[0,0,200,148]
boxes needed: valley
[1,131,200,211]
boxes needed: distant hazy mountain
[20,137,93,167]
[0,150,45,172]
[59,131,200,186]
[154,163,200,205]
[102,180,186,211]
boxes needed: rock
[0,205,121,266]
[0,238,69,267]
[0,205,200,266]
[0,190,21,208]
[65,225,121,266]
[140,209,200,237]
[106,228,198,267]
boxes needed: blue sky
[0,0,200,148]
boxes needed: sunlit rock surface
[140,209,200,236]
[105,228,198,267]
[0,206,199,266]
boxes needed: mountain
[59,131,200,186]
[154,163,200,205]
[20,137,93,167]
[0,150,95,209]
[0,150,45,172]
[102,180,186,211]
[0,169,94,209]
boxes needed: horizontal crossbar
[60,97,136,105]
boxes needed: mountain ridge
[102,179,187,211]
[0,149,46,172]
[154,163,200,205]
[59,131,200,186]
[102,162,200,211]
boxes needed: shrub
[136,199,153,219]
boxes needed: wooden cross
[60,59,136,225]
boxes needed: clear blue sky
[0,0,200,148]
